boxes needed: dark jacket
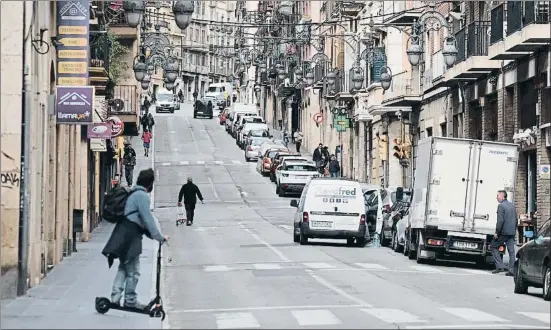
[329,160,340,173]
[102,220,149,268]
[123,147,136,166]
[178,182,204,205]
[313,148,323,162]
[496,199,517,236]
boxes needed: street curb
[150,131,155,211]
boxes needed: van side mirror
[290,199,299,208]
[396,187,404,202]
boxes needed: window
[440,123,447,137]
[364,191,378,206]
[426,127,433,137]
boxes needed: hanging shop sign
[107,116,125,137]
[56,0,90,86]
[55,86,94,124]
[87,122,112,139]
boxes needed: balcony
[335,70,354,101]
[336,1,365,17]
[423,50,447,93]
[109,85,139,134]
[312,63,328,90]
[355,84,384,119]
[488,2,551,60]
[107,13,139,39]
[382,1,423,25]
[445,21,501,83]
[381,71,421,107]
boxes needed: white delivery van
[155,89,178,113]
[406,137,518,264]
[205,82,233,109]
[290,178,368,246]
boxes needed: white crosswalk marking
[179,161,189,165]
[215,312,260,329]
[516,312,550,324]
[291,309,342,326]
[354,263,389,270]
[232,160,242,165]
[410,265,443,273]
[197,160,205,165]
[214,160,224,165]
[279,225,293,230]
[162,162,171,166]
[303,262,336,269]
[204,265,231,272]
[361,308,427,323]
[253,263,282,270]
[461,269,490,275]
[440,308,508,322]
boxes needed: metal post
[401,116,406,187]
[17,1,30,296]
[339,132,344,177]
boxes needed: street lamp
[350,66,364,91]
[123,0,146,28]
[164,60,179,83]
[305,71,314,86]
[172,0,195,30]
[278,70,287,80]
[326,71,336,86]
[406,39,422,66]
[259,61,267,73]
[442,36,459,67]
[278,0,293,16]
[133,59,147,82]
[294,66,303,80]
[141,74,151,90]
[380,66,392,91]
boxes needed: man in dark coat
[490,190,518,275]
[177,176,204,226]
[312,143,323,168]
[102,168,168,309]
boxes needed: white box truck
[405,137,518,265]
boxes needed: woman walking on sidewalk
[293,129,303,153]
[142,129,152,157]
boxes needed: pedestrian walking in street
[282,128,290,147]
[293,129,303,153]
[178,89,183,103]
[102,168,169,310]
[146,112,155,133]
[193,90,198,103]
[491,190,517,275]
[313,143,324,168]
[142,129,152,157]
[123,142,136,186]
[177,177,204,226]
[140,113,149,132]
[329,155,340,177]
[142,96,151,114]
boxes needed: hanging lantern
[141,74,151,90]
[133,60,147,82]
[380,67,392,91]
[123,0,146,28]
[294,66,303,80]
[164,60,179,83]
[326,71,336,86]
[172,0,194,30]
[305,71,314,86]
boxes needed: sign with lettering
[56,86,94,124]
[56,0,89,86]
[87,122,112,139]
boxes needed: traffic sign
[313,113,323,124]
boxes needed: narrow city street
[153,105,551,329]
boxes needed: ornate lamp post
[294,66,303,80]
[380,67,392,91]
[349,66,364,91]
[164,59,180,83]
[326,70,336,86]
[141,74,151,90]
[123,0,146,28]
[305,71,314,86]
[172,0,195,29]
[133,58,147,82]
[124,0,194,30]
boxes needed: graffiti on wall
[1,151,20,189]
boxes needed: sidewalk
[0,139,160,329]
[270,127,313,158]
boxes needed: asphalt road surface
[151,104,550,329]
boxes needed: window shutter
[370,47,386,83]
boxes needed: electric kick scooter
[95,242,166,320]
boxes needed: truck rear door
[467,142,518,234]
[426,138,474,231]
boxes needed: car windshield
[207,86,222,93]
[268,150,284,158]
[250,130,268,137]
[285,165,317,171]
[157,94,172,101]
[251,138,269,146]
[245,117,263,123]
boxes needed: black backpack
[102,186,138,223]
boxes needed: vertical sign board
[56,0,90,87]
[56,86,94,124]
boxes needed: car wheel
[514,259,529,294]
[275,185,280,194]
[299,226,308,245]
[170,109,175,113]
[407,232,417,260]
[278,186,285,197]
[392,231,402,253]
[543,264,551,301]
[293,224,300,243]
[416,234,427,264]
[209,115,213,119]
[356,237,366,247]
[193,113,197,118]
[381,233,390,247]
[346,238,355,246]
[245,156,250,162]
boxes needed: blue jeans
[490,235,515,272]
[111,256,141,306]
[330,171,339,177]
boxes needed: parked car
[244,137,271,162]
[514,218,551,301]
[219,108,229,125]
[275,160,318,197]
[256,146,288,176]
[269,152,303,182]
[290,178,368,246]
[193,98,214,119]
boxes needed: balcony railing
[490,4,504,44]
[455,27,466,64]
[467,21,490,57]
[508,1,551,36]
[383,71,417,102]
